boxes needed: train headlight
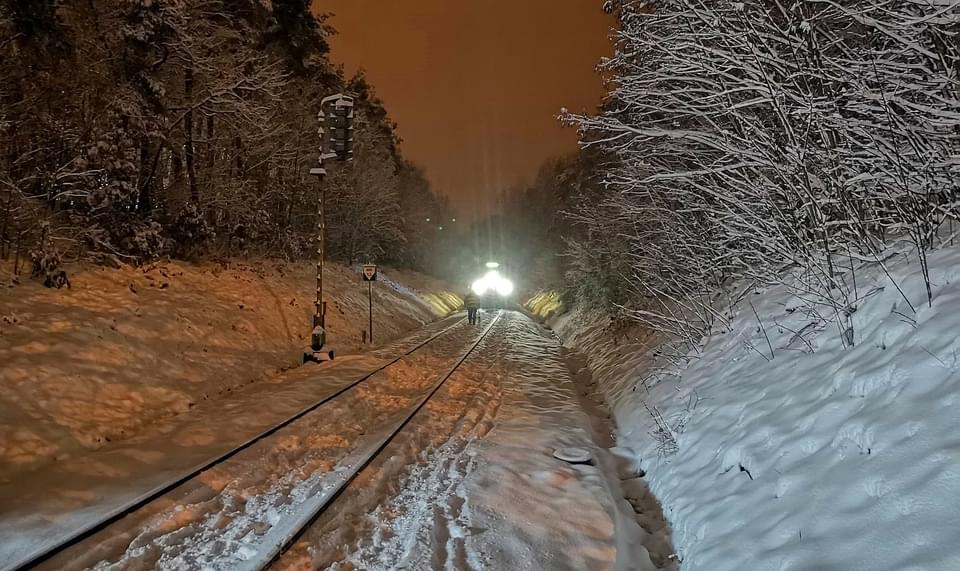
[470,270,513,297]
[471,278,488,296]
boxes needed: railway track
[6,311,502,571]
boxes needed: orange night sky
[318,1,614,221]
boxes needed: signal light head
[321,94,354,162]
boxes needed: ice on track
[558,245,960,571]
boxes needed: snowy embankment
[0,259,460,481]
[555,245,960,570]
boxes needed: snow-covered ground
[280,311,675,571]
[1,309,675,570]
[556,245,960,570]
[0,259,459,482]
[0,315,465,570]
[453,315,670,571]
[276,313,513,570]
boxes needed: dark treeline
[0,0,450,282]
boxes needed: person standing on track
[463,289,480,325]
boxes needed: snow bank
[0,259,458,481]
[458,314,668,571]
[555,246,960,570]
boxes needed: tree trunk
[0,189,11,259]
[234,136,243,177]
[13,230,22,275]
[206,115,215,169]
[184,63,198,203]
[137,137,152,213]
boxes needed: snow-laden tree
[325,99,405,264]
[567,0,960,342]
[0,0,448,273]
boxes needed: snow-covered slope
[0,259,458,481]
[556,246,960,570]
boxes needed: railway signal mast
[305,93,354,363]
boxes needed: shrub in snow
[30,248,70,289]
[167,203,215,259]
[80,107,142,212]
[118,218,167,261]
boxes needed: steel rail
[253,311,502,571]
[10,314,479,571]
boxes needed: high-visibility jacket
[463,292,480,309]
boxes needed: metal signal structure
[305,94,354,363]
[323,94,354,162]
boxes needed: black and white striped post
[304,93,354,363]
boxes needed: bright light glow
[470,270,514,297]
[485,261,500,269]
[471,278,486,296]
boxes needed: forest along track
[9,311,501,571]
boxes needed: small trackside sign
[361,264,378,281]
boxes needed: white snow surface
[0,315,466,571]
[345,313,661,571]
[276,311,669,571]
[3,310,670,570]
[556,245,960,571]
[0,259,460,482]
